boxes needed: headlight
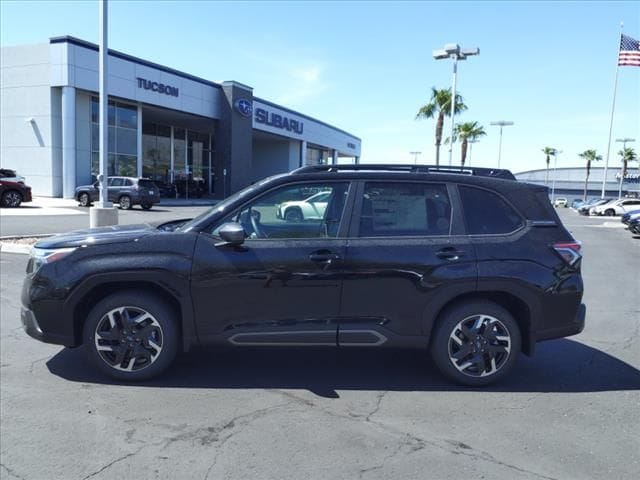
[28,247,77,274]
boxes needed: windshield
[178,174,287,232]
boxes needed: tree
[453,121,486,167]
[416,87,467,166]
[541,147,557,186]
[578,149,602,201]
[618,147,638,178]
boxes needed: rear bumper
[535,303,586,343]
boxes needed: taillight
[552,242,582,266]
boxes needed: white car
[554,197,568,208]
[0,168,25,184]
[276,190,331,222]
[591,198,640,216]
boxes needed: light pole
[467,139,479,166]
[409,151,422,164]
[616,137,635,199]
[433,43,480,166]
[490,121,514,168]
[551,150,562,204]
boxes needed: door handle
[436,247,466,261]
[309,252,340,263]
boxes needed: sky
[1,0,639,174]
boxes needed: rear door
[339,180,477,346]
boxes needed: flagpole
[601,22,624,198]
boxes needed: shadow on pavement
[47,338,640,397]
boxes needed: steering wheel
[249,208,268,238]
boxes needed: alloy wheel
[448,314,511,378]
[94,306,164,372]
[2,191,22,207]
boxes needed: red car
[0,179,32,207]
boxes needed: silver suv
[75,176,160,210]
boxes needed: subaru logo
[234,99,253,118]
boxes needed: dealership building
[1,36,361,198]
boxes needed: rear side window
[138,179,156,189]
[358,182,451,237]
[459,186,523,235]
[110,178,124,187]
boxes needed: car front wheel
[430,301,521,386]
[1,190,23,208]
[284,207,303,222]
[605,209,615,216]
[83,292,179,381]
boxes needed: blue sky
[1,0,638,173]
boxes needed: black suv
[21,165,585,386]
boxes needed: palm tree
[618,147,638,178]
[454,122,486,167]
[541,147,557,186]
[578,149,602,201]
[416,87,467,166]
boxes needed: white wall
[1,43,56,196]
[252,139,299,182]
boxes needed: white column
[137,105,143,177]
[300,140,307,167]
[332,149,338,165]
[61,86,76,198]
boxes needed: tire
[284,207,303,222]
[78,192,91,207]
[430,301,521,386]
[141,202,153,211]
[119,195,132,210]
[82,292,179,381]
[605,209,615,217]
[1,190,22,208]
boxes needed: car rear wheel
[1,190,23,208]
[284,207,303,222]
[430,301,521,386]
[78,192,90,207]
[83,292,179,381]
[119,195,132,210]
[141,202,153,211]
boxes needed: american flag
[618,34,640,67]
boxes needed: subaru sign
[254,108,303,134]
[234,99,253,118]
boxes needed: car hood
[35,223,157,249]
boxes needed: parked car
[621,209,640,225]
[0,168,26,184]
[276,190,332,222]
[0,179,32,207]
[571,199,584,209]
[75,176,160,210]
[628,216,640,235]
[590,198,640,216]
[22,164,585,386]
[554,197,568,208]
[578,198,612,215]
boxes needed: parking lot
[0,208,638,480]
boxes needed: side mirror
[217,222,245,246]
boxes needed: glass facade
[91,98,138,177]
[306,145,329,165]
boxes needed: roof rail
[292,164,516,180]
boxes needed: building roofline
[49,36,223,90]
[253,96,361,142]
[515,166,618,175]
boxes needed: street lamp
[616,137,636,199]
[551,150,562,204]
[409,151,422,164]
[433,43,480,166]
[467,139,479,166]
[490,121,514,168]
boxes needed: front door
[191,181,352,346]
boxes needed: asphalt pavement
[0,209,638,480]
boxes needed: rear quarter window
[138,179,156,189]
[459,186,523,235]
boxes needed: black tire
[430,301,521,386]
[119,195,132,210]
[1,190,23,208]
[78,192,91,207]
[605,209,615,217]
[284,207,303,222]
[82,292,179,381]
[141,202,153,211]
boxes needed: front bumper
[21,306,75,346]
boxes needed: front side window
[459,186,523,235]
[211,182,350,239]
[358,182,451,237]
